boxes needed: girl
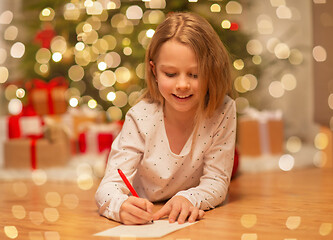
[95,12,236,225]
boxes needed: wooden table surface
[1,167,332,240]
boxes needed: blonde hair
[142,12,232,120]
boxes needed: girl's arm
[95,107,147,222]
[175,100,237,210]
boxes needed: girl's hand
[119,196,154,225]
[153,196,205,224]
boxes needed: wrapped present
[4,124,70,169]
[44,106,106,139]
[7,106,44,139]
[26,77,68,116]
[238,108,284,156]
[78,122,122,155]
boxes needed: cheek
[157,78,173,92]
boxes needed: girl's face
[150,40,200,118]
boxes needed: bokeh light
[274,43,290,59]
[45,192,61,207]
[246,39,263,55]
[43,208,59,222]
[289,49,303,65]
[281,73,297,91]
[240,214,257,228]
[39,8,55,21]
[29,211,44,225]
[0,10,14,24]
[126,5,143,20]
[146,29,155,38]
[278,154,295,171]
[44,231,61,240]
[88,99,97,109]
[313,150,327,168]
[233,59,244,70]
[31,170,48,186]
[68,65,85,81]
[286,136,302,153]
[4,25,18,40]
[4,226,18,239]
[16,88,25,98]
[286,216,301,230]
[69,97,79,107]
[276,5,292,19]
[77,174,94,190]
[313,45,327,62]
[115,67,131,83]
[107,106,122,121]
[52,52,62,62]
[0,66,9,83]
[269,81,285,98]
[221,20,231,29]
[210,4,221,12]
[112,91,128,107]
[10,42,25,58]
[314,133,328,150]
[8,99,22,115]
[226,1,242,14]
[319,223,333,236]
[12,205,26,219]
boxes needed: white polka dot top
[95,95,236,222]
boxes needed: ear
[149,61,157,79]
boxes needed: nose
[175,75,190,90]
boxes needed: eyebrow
[159,64,198,70]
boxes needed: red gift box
[7,106,44,139]
[78,122,122,155]
[26,77,68,116]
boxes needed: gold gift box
[4,125,70,169]
[238,118,284,156]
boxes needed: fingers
[153,204,170,220]
[145,199,154,214]
[153,196,205,224]
[168,204,182,223]
[175,203,189,224]
[120,197,154,225]
[188,207,199,223]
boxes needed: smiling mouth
[173,94,192,99]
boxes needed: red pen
[117,168,139,197]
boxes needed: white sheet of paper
[94,220,197,238]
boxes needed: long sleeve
[175,98,236,210]
[95,107,145,222]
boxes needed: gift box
[7,105,44,139]
[27,77,68,116]
[238,108,284,156]
[7,115,44,139]
[78,122,122,155]
[4,124,70,169]
[44,106,106,139]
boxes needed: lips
[172,94,192,99]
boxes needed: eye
[189,73,198,79]
[165,72,176,77]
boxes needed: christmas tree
[1,0,259,120]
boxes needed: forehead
[156,40,198,68]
